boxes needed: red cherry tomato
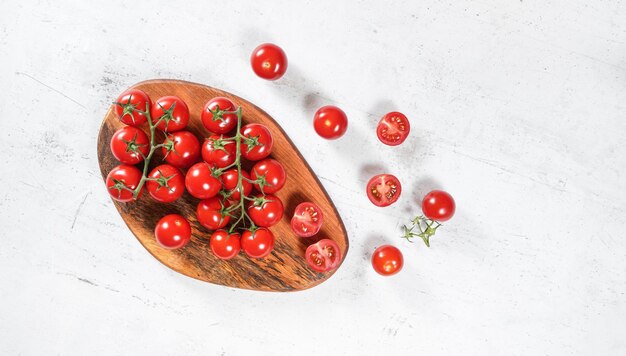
[241,228,275,258]
[110,126,149,165]
[250,159,286,194]
[197,197,231,230]
[422,190,455,222]
[150,96,189,132]
[377,111,410,146]
[220,169,252,200]
[313,105,348,140]
[201,135,236,168]
[201,97,238,134]
[162,131,200,169]
[146,164,185,203]
[371,245,403,276]
[114,89,151,126]
[366,174,402,207]
[185,162,222,199]
[250,43,288,80]
[248,194,284,227]
[154,214,191,250]
[290,202,324,237]
[106,164,143,202]
[210,230,241,260]
[305,239,341,272]
[241,124,273,161]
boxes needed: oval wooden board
[97,79,349,292]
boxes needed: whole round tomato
[371,245,403,276]
[150,96,189,132]
[185,162,222,199]
[146,164,185,203]
[201,135,236,168]
[210,230,241,260]
[110,126,149,165]
[250,43,288,80]
[197,197,231,230]
[248,194,284,227]
[366,174,401,207]
[422,190,455,222]
[201,97,238,134]
[250,159,286,194]
[241,228,275,258]
[377,111,410,146]
[162,131,200,169]
[290,202,323,237]
[106,164,143,202]
[241,124,273,161]
[114,89,151,126]
[305,239,341,272]
[154,214,191,250]
[220,168,252,200]
[313,105,348,140]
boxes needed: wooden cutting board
[97,79,349,291]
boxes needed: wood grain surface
[97,79,349,292]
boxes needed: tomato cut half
[290,202,324,237]
[366,174,402,207]
[305,239,341,273]
[376,112,410,146]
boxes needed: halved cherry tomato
[290,202,323,237]
[422,190,455,222]
[250,43,288,81]
[201,97,238,134]
[313,105,348,140]
[248,194,284,227]
[202,135,236,168]
[210,230,241,260]
[155,214,191,250]
[221,168,252,200]
[371,245,403,276]
[150,96,189,132]
[185,162,222,199]
[376,111,410,146]
[146,164,185,203]
[241,228,275,258]
[250,159,286,194]
[305,239,341,272]
[110,126,149,165]
[162,131,200,169]
[106,164,143,202]
[241,124,273,161]
[114,89,151,126]
[197,197,231,230]
[366,174,402,207]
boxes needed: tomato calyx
[208,135,234,152]
[161,136,177,159]
[401,215,441,247]
[154,101,178,131]
[250,170,271,192]
[149,169,178,192]
[122,132,148,156]
[108,178,135,195]
[113,95,140,125]
[242,135,262,153]
[208,105,228,123]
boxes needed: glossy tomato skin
[197,197,231,230]
[241,124,273,161]
[114,89,151,126]
[185,162,222,199]
[201,97,238,134]
[306,239,341,272]
[162,131,200,169]
[290,202,324,237]
[371,245,403,276]
[422,190,456,222]
[110,126,149,165]
[241,228,275,258]
[106,164,143,202]
[250,159,286,194]
[377,111,410,146]
[202,135,236,168]
[146,164,185,203]
[221,168,252,200]
[151,96,189,132]
[248,194,284,227]
[210,230,241,260]
[366,174,402,207]
[250,43,288,80]
[154,214,191,249]
[313,106,348,140]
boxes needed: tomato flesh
[290,202,323,237]
[376,112,410,146]
[305,239,341,272]
[366,174,401,207]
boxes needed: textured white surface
[1,0,625,354]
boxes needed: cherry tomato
[377,111,410,146]
[162,131,200,169]
[201,97,238,134]
[185,162,222,199]
[220,168,252,200]
[290,202,323,237]
[154,214,191,250]
[371,245,403,276]
[313,105,348,140]
[146,164,185,203]
[110,126,149,165]
[422,190,455,222]
[305,239,341,272]
[366,174,402,207]
[241,228,275,258]
[241,124,273,161]
[150,96,189,132]
[250,43,288,81]
[250,159,286,194]
[197,197,231,230]
[114,89,151,126]
[210,230,241,260]
[201,135,236,168]
[106,164,143,202]
[248,194,284,227]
